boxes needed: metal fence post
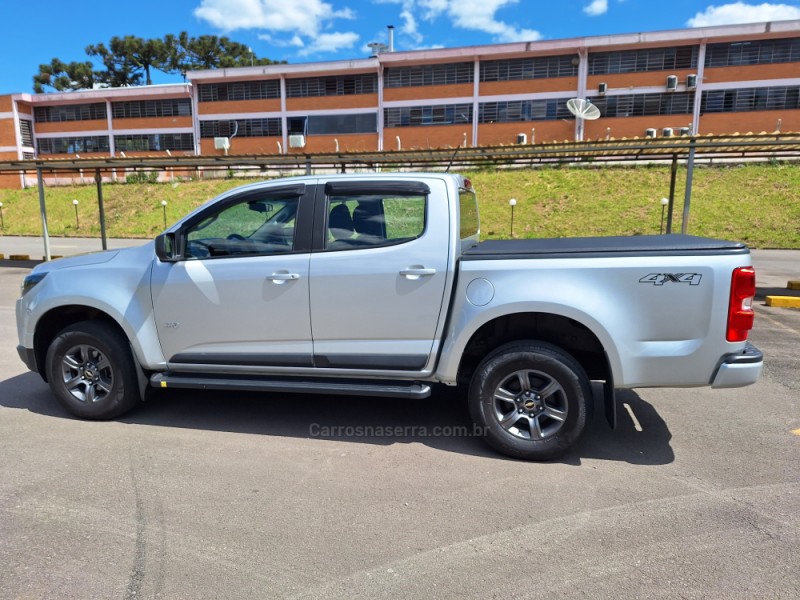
[681,138,697,235]
[36,167,51,261]
[95,169,108,250]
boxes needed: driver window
[185,196,298,259]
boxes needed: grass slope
[0,163,797,247]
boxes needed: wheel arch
[33,305,136,381]
[454,311,615,386]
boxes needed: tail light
[727,266,756,342]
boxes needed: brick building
[0,19,798,188]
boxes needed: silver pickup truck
[16,173,763,460]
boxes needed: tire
[469,341,591,461]
[45,321,141,420]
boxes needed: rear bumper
[711,342,763,388]
[16,345,37,373]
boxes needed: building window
[112,99,192,119]
[701,86,800,113]
[705,38,800,67]
[588,92,695,117]
[588,46,698,74]
[114,133,195,152]
[478,99,571,123]
[384,62,474,87]
[197,80,281,102]
[19,119,34,147]
[384,103,473,127]
[285,74,378,97]
[480,55,578,82]
[199,119,282,138]
[33,103,107,123]
[307,113,377,135]
[37,136,110,154]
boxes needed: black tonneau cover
[463,234,748,260]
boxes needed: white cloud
[401,8,424,44]
[444,0,541,42]
[374,0,540,43]
[195,0,354,36]
[418,0,449,20]
[584,0,608,16]
[298,31,360,55]
[259,33,306,48]
[687,2,800,27]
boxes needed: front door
[151,186,313,369]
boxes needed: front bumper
[711,342,763,388]
[16,345,37,373]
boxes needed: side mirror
[155,232,181,262]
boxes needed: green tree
[33,59,98,93]
[33,33,284,92]
[87,35,175,86]
[174,31,282,72]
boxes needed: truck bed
[463,234,748,260]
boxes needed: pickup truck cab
[16,173,763,460]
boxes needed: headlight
[21,272,47,296]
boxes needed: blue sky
[2,0,799,94]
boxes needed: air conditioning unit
[516,133,527,144]
[213,137,230,150]
[679,127,691,136]
[662,127,674,137]
[645,128,657,138]
[289,134,306,148]
[598,82,607,95]
[666,75,678,92]
[686,74,697,90]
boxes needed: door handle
[400,267,436,279]
[268,272,300,283]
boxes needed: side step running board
[150,373,432,400]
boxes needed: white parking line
[623,402,643,432]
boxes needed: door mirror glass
[155,232,180,262]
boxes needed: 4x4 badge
[639,273,702,286]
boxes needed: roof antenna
[445,142,461,173]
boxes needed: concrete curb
[766,296,800,308]
[2,254,63,262]
[789,281,800,290]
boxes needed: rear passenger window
[325,194,426,250]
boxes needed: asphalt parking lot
[0,250,798,599]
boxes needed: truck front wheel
[469,342,591,461]
[45,321,141,420]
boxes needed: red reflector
[727,266,756,342]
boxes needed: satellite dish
[566,98,601,121]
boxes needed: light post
[72,199,79,230]
[660,197,669,234]
[161,200,168,229]
[509,198,517,237]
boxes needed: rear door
[308,179,451,372]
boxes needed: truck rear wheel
[45,321,140,420]
[469,341,591,461]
